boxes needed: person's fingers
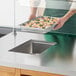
[54,21,63,30]
[53,20,61,30]
[53,18,65,30]
[29,16,34,20]
[29,15,36,20]
[53,24,61,30]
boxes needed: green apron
[44,0,76,58]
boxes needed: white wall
[0,0,31,27]
[0,0,14,27]
[15,0,30,26]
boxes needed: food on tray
[22,16,59,29]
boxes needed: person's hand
[29,14,36,20]
[53,17,66,30]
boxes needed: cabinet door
[0,66,15,76]
[0,70,15,76]
[21,69,65,76]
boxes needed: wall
[0,0,14,27]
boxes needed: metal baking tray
[20,16,58,33]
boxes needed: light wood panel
[0,70,15,76]
[0,66,15,76]
[15,68,21,76]
[0,66,15,73]
[21,69,65,76]
[0,66,65,76]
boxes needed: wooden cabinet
[0,66,15,76]
[15,69,20,76]
[0,70,15,76]
[20,69,65,76]
[0,66,65,76]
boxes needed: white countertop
[0,32,76,76]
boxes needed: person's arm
[63,0,76,22]
[29,0,41,20]
[61,10,76,22]
[54,0,76,30]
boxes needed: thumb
[53,24,61,30]
[53,19,61,30]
